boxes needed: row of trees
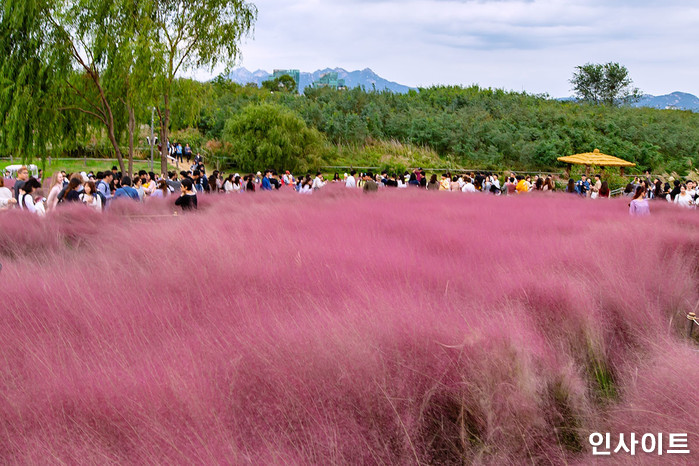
[0,0,256,175]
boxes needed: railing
[610,187,625,197]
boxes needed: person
[79,181,102,211]
[223,174,234,193]
[419,170,427,188]
[450,176,460,192]
[245,175,255,192]
[397,174,407,188]
[599,181,610,198]
[63,178,83,203]
[133,176,145,200]
[208,171,219,193]
[439,174,451,191]
[166,172,181,193]
[543,176,555,192]
[461,176,476,193]
[151,179,169,199]
[0,177,17,210]
[575,175,590,196]
[96,171,113,206]
[232,175,243,193]
[13,166,29,201]
[515,176,529,194]
[590,174,602,199]
[668,179,681,202]
[17,178,44,215]
[345,170,357,188]
[139,171,155,197]
[408,172,419,187]
[674,184,694,208]
[261,171,273,191]
[173,177,197,211]
[653,180,664,200]
[45,172,65,211]
[312,172,325,190]
[113,176,140,201]
[566,179,576,194]
[299,177,313,194]
[629,186,650,216]
[362,173,378,193]
[426,174,439,190]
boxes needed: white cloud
[190,0,699,97]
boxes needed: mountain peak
[225,66,413,94]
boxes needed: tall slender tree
[149,0,257,175]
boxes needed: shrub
[222,103,324,173]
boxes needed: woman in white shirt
[674,185,694,208]
[232,176,242,193]
[79,181,102,211]
[0,177,17,209]
[223,174,234,193]
[18,178,44,215]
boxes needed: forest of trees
[183,79,698,175]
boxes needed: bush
[222,103,324,173]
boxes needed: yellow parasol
[557,149,636,167]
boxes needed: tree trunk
[106,124,126,174]
[128,104,135,178]
[160,93,170,176]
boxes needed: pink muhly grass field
[1,187,697,464]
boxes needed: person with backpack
[18,178,44,215]
[96,171,113,206]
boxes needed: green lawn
[1,158,171,180]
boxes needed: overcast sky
[198,0,699,97]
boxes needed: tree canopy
[222,103,323,173]
[570,62,641,106]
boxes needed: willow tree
[0,0,155,173]
[149,0,257,175]
[0,0,70,161]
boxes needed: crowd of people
[1,163,697,217]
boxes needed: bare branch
[59,106,108,126]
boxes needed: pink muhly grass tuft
[0,187,697,463]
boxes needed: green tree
[222,103,324,173]
[0,0,155,173]
[0,0,71,161]
[148,0,257,175]
[570,62,641,106]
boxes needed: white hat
[80,171,88,181]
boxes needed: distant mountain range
[633,92,699,111]
[226,67,413,93]
[225,67,699,111]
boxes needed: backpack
[95,180,109,209]
[94,191,107,210]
